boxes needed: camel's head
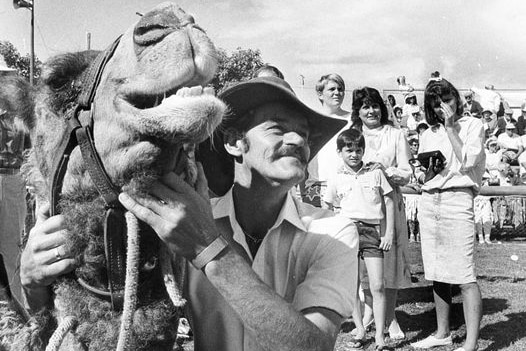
[31,2,226,195]
[93,2,225,180]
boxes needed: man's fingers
[161,172,194,194]
[119,193,163,228]
[32,230,69,252]
[30,215,68,237]
[35,202,51,225]
[149,181,177,208]
[43,258,76,280]
[43,244,71,264]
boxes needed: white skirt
[419,188,477,284]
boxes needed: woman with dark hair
[387,94,396,108]
[350,87,411,341]
[411,77,484,351]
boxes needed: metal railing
[401,185,526,196]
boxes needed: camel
[0,2,226,350]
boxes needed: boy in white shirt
[323,129,395,351]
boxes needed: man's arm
[119,167,345,351]
[205,248,342,350]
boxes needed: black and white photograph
[1,1,525,350]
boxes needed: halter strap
[48,35,128,310]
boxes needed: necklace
[241,228,264,244]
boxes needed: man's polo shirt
[184,188,358,351]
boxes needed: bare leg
[459,282,482,351]
[433,281,451,338]
[351,260,367,340]
[364,257,386,347]
[362,289,374,327]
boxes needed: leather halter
[48,35,128,310]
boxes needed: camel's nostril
[134,8,181,51]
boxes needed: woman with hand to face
[350,87,412,341]
[410,76,485,351]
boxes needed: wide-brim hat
[197,76,348,196]
[505,122,516,129]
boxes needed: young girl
[324,129,394,351]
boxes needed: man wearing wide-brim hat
[120,76,359,350]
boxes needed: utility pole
[86,32,91,50]
[299,74,305,100]
[30,1,34,85]
[13,0,34,85]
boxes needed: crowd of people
[1,61,496,351]
[297,71,484,351]
[387,82,526,187]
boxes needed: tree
[210,47,264,93]
[0,40,41,82]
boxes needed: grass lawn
[336,235,526,351]
[179,234,526,351]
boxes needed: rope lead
[116,211,140,351]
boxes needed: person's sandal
[350,319,374,336]
[375,345,393,351]
[347,337,366,350]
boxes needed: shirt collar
[212,187,307,234]
[338,163,366,175]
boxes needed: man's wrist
[191,236,230,270]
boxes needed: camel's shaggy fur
[0,2,226,350]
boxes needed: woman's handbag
[417,150,446,183]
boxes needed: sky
[2,0,526,110]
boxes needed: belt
[0,168,19,175]
[356,221,380,228]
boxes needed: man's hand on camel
[119,163,224,261]
[20,203,76,289]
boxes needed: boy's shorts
[355,221,383,259]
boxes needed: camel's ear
[42,51,99,91]
[223,127,245,158]
[40,51,100,115]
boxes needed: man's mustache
[277,145,308,164]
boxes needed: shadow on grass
[478,275,526,283]
[392,297,509,348]
[398,285,433,304]
[481,311,526,351]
